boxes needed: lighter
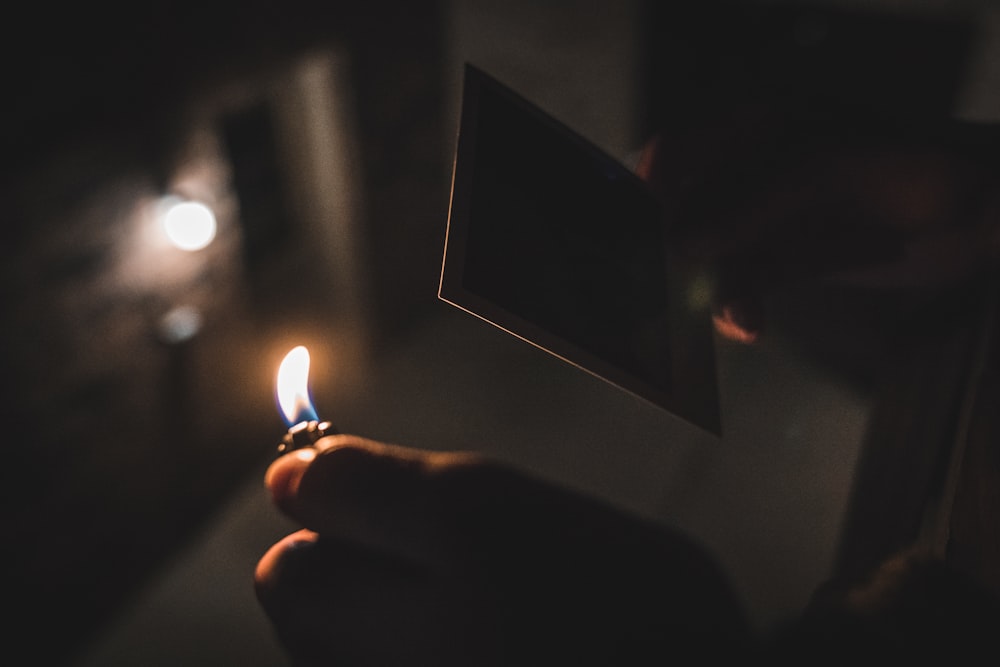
[275,345,336,455]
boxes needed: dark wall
[2,2,449,664]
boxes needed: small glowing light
[712,309,759,345]
[687,273,714,310]
[158,305,203,344]
[276,346,319,427]
[161,198,217,251]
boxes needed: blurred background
[4,1,999,665]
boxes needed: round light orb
[158,305,204,344]
[161,199,217,251]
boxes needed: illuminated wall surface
[0,1,985,665]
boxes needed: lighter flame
[276,346,319,426]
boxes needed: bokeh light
[160,198,217,251]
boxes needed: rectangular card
[439,64,721,436]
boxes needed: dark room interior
[4,1,1000,665]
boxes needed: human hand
[255,435,751,666]
[762,546,1000,661]
[636,103,1000,343]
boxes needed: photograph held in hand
[439,64,721,436]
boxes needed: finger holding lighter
[256,348,750,666]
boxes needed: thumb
[264,434,481,567]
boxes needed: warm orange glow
[712,312,759,345]
[276,346,319,426]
